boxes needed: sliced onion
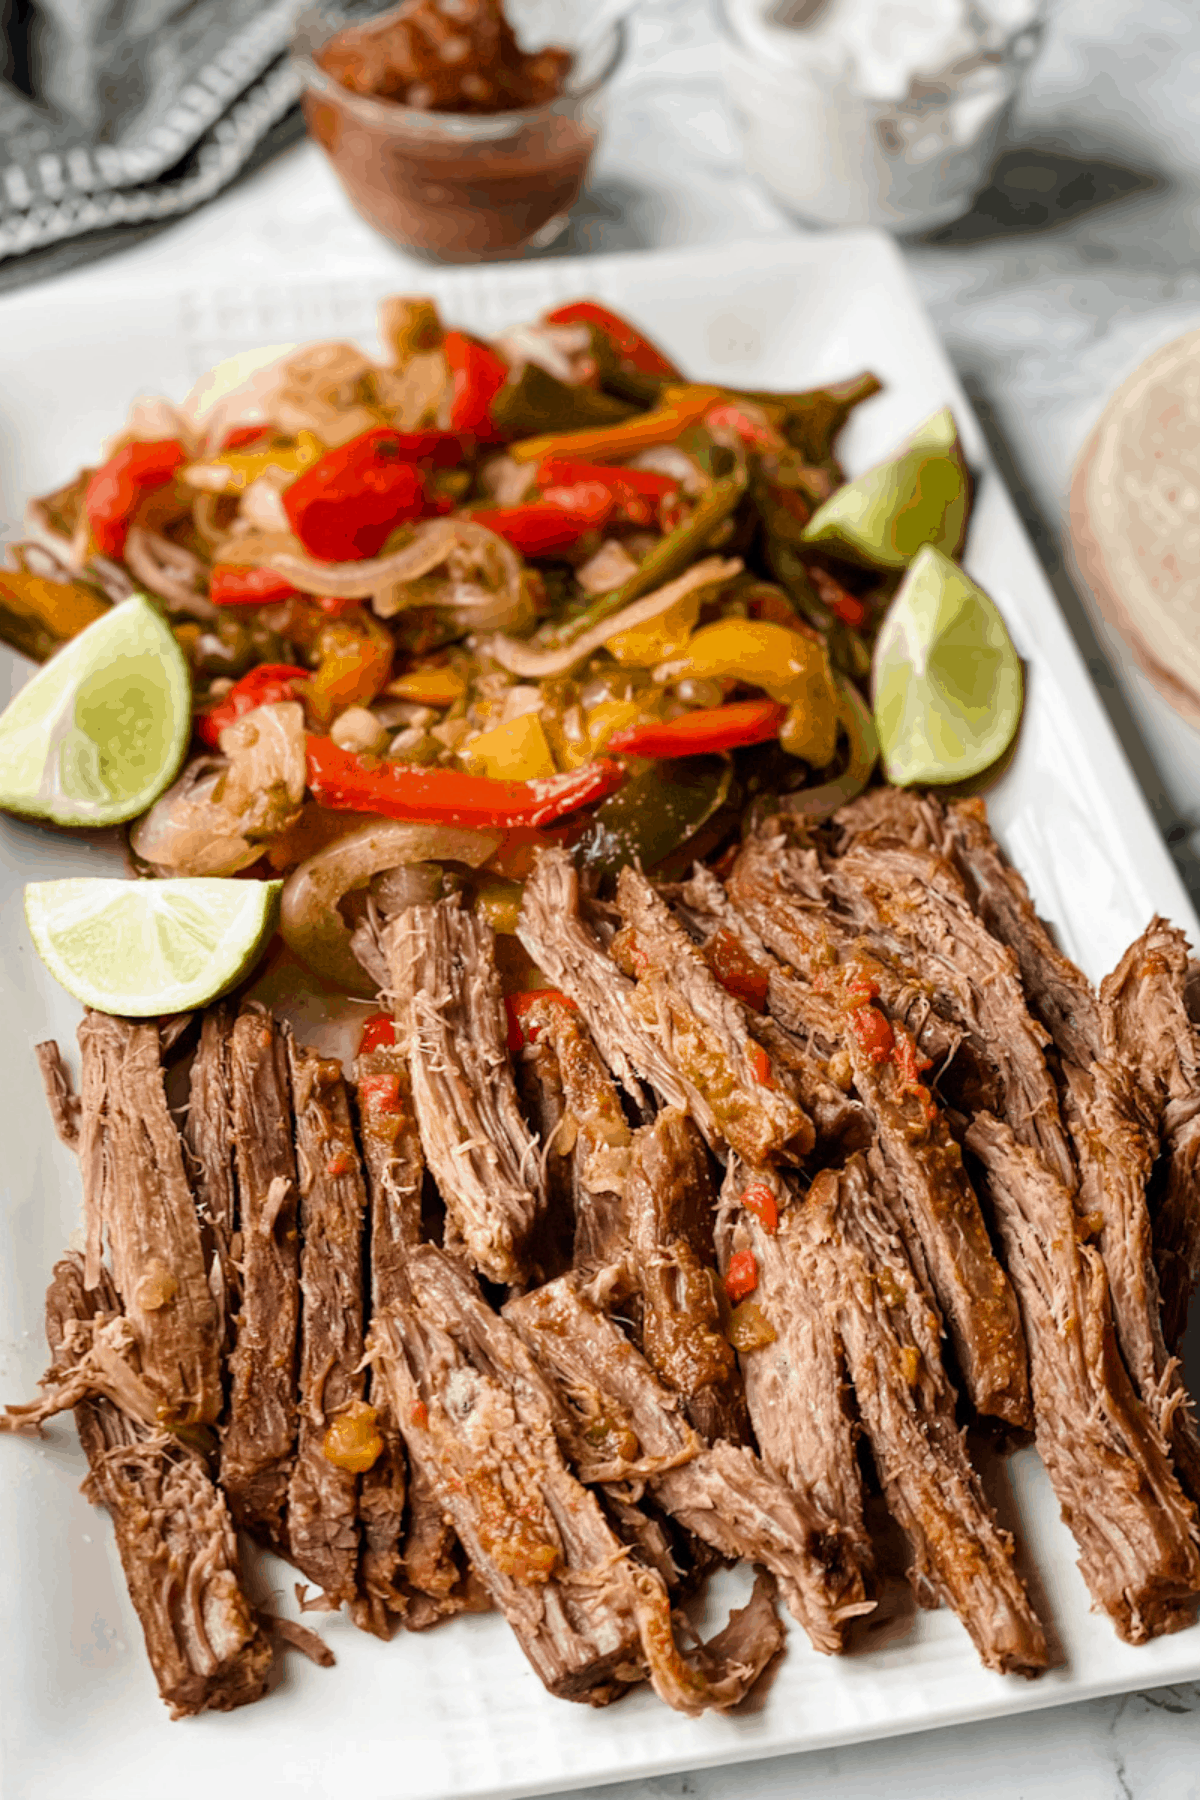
[131,758,262,877]
[124,528,216,621]
[782,676,879,823]
[281,820,501,996]
[481,555,742,680]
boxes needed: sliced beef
[609,866,814,1163]
[286,1039,367,1611]
[373,1245,772,1712]
[37,1256,272,1717]
[801,1158,1048,1675]
[221,1003,300,1546]
[512,1022,577,1284]
[76,1012,221,1427]
[35,1039,80,1149]
[387,898,544,1285]
[1157,1102,1200,1350]
[518,847,671,1115]
[505,1275,871,1656]
[184,1004,239,1351]
[717,1160,870,1570]
[353,1040,422,1635]
[626,1107,750,1445]
[967,1112,1200,1643]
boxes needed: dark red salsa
[317,0,572,114]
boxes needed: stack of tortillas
[1071,328,1200,727]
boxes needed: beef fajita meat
[625,1106,750,1445]
[609,866,813,1164]
[967,1112,1200,1642]
[373,1245,776,1712]
[184,1004,239,1353]
[1157,1104,1200,1352]
[352,1036,421,1635]
[512,1022,577,1285]
[221,1003,300,1546]
[717,1160,870,1570]
[35,1039,80,1150]
[518,847,671,1115]
[29,1256,272,1717]
[387,897,544,1285]
[286,1039,368,1611]
[505,1274,872,1655]
[76,1012,221,1427]
[799,1157,1049,1675]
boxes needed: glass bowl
[715,0,1046,234]
[293,2,624,263]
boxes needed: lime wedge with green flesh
[802,406,969,571]
[872,545,1023,785]
[25,878,282,1016]
[0,594,190,827]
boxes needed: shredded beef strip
[184,1004,239,1353]
[387,897,544,1285]
[966,1112,1200,1642]
[352,1039,421,1635]
[625,1106,751,1445]
[373,1244,776,1712]
[506,1275,872,1655]
[1157,1104,1200,1352]
[35,1039,80,1149]
[17,1255,273,1716]
[518,847,670,1115]
[513,1022,578,1284]
[799,1157,1048,1675]
[220,1003,300,1546]
[286,1039,368,1611]
[76,1012,221,1427]
[716,1160,870,1571]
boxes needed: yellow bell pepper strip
[385,665,466,707]
[0,568,109,663]
[655,617,839,766]
[184,430,324,495]
[606,698,788,759]
[781,675,878,820]
[306,607,394,729]
[306,736,625,828]
[461,712,557,783]
[507,384,726,465]
[549,469,747,649]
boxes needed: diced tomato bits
[505,987,577,1052]
[410,1401,429,1428]
[893,1028,932,1088]
[724,1249,759,1304]
[325,1151,353,1177]
[358,1072,402,1116]
[704,927,770,1013]
[747,1043,774,1087]
[850,1004,894,1064]
[359,1012,397,1055]
[740,1183,779,1235]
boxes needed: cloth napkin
[0,0,310,290]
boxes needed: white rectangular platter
[1,234,1198,1800]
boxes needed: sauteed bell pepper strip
[197,663,310,748]
[306,735,626,829]
[194,430,323,496]
[507,383,725,465]
[542,302,681,382]
[283,428,429,561]
[306,608,395,728]
[535,455,680,526]
[606,699,787,759]
[469,482,614,557]
[84,438,187,557]
[443,331,508,437]
[654,617,840,765]
[209,564,301,607]
[505,987,578,1052]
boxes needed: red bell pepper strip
[808,562,868,628]
[504,987,577,1053]
[390,429,471,468]
[536,455,679,527]
[740,1183,779,1235]
[705,400,786,453]
[209,564,300,607]
[283,428,429,562]
[543,302,681,381]
[606,699,788,759]
[306,735,625,829]
[219,424,272,452]
[84,438,187,558]
[724,1249,759,1304]
[443,331,508,438]
[359,1011,397,1055]
[471,481,614,556]
[197,663,310,748]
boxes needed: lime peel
[871,545,1023,786]
[802,406,969,572]
[25,877,282,1017]
[0,594,190,828]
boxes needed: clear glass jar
[715,0,1045,234]
[293,2,624,263]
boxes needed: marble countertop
[13,0,1200,1792]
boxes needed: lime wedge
[0,594,190,827]
[802,406,969,570]
[872,545,1023,785]
[25,877,282,1016]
